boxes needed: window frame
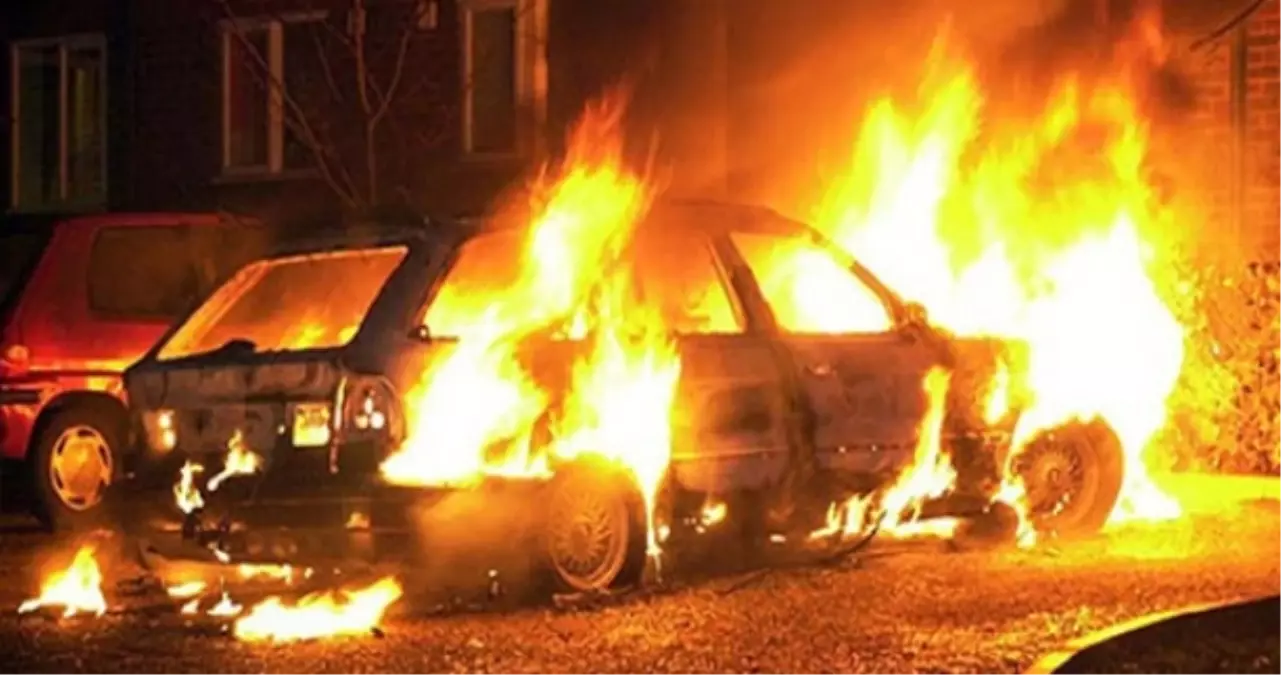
[8,33,108,212]
[86,224,199,324]
[219,11,325,177]
[459,0,547,159]
[630,230,747,337]
[726,230,901,337]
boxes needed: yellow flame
[233,577,402,642]
[18,546,107,618]
[166,581,207,600]
[785,34,1184,530]
[879,368,955,532]
[174,461,204,514]
[208,430,263,492]
[207,591,243,617]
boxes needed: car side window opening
[422,230,527,339]
[729,231,893,334]
[88,226,200,320]
[630,230,744,335]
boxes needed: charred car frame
[115,201,1124,592]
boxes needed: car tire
[540,457,647,593]
[30,407,121,532]
[1014,418,1124,537]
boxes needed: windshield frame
[152,244,412,364]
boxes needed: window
[461,0,546,156]
[221,14,322,174]
[88,227,200,320]
[631,230,743,335]
[9,36,106,211]
[730,232,893,334]
[422,230,526,338]
[158,247,408,361]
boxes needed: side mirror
[407,324,431,342]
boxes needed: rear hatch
[124,244,413,493]
[0,219,56,368]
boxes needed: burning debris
[207,430,263,492]
[18,546,108,618]
[232,576,403,642]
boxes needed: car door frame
[711,225,945,479]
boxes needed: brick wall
[1245,0,1280,255]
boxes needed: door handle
[806,362,834,377]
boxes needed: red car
[0,212,267,529]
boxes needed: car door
[724,229,941,475]
[628,227,792,494]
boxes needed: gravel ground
[0,497,1276,673]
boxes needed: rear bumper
[112,474,549,567]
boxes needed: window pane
[423,230,525,338]
[88,226,198,319]
[282,20,323,169]
[225,28,270,168]
[632,230,742,334]
[15,46,61,207]
[730,232,892,334]
[469,7,517,153]
[66,46,105,204]
[158,247,408,360]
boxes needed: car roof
[0,211,251,230]
[263,199,814,258]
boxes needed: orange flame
[18,546,107,618]
[207,430,263,492]
[381,95,680,551]
[785,35,1184,532]
[233,576,402,642]
[174,461,204,514]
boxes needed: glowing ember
[181,598,200,615]
[233,577,402,642]
[166,581,207,600]
[700,500,728,528]
[208,430,263,491]
[208,591,243,617]
[18,546,107,618]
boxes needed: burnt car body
[116,201,1123,591]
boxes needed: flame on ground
[785,31,1184,533]
[166,580,207,600]
[233,577,403,642]
[381,95,679,553]
[18,546,107,618]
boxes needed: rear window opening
[156,246,408,362]
[0,228,53,320]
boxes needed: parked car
[0,212,268,529]
[117,201,1123,591]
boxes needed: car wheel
[541,458,646,593]
[31,407,119,531]
[1013,418,1124,537]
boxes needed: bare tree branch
[215,0,360,207]
[372,21,414,126]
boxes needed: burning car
[115,199,1124,593]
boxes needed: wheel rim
[1017,433,1100,531]
[49,425,113,511]
[546,475,630,591]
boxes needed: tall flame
[782,33,1184,528]
[381,94,680,545]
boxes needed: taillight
[336,377,402,442]
[0,344,30,378]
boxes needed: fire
[18,546,107,618]
[207,430,262,491]
[381,95,680,551]
[174,461,204,514]
[207,591,243,617]
[787,34,1184,530]
[233,576,402,642]
[166,580,207,600]
[878,368,956,534]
